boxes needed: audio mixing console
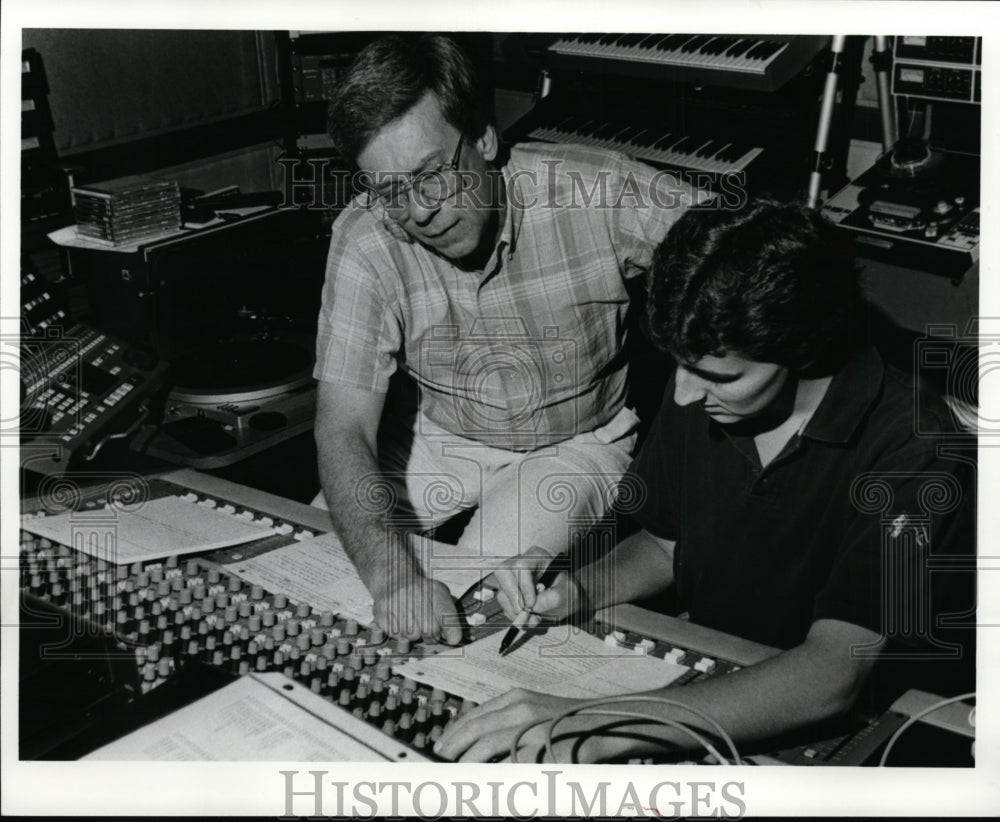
[17,469,969,765]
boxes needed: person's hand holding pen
[492,546,585,640]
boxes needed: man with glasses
[313,33,702,645]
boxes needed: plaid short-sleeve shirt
[314,143,701,450]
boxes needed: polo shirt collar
[802,344,884,444]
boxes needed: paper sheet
[393,626,689,703]
[410,534,494,597]
[223,532,378,625]
[20,496,277,564]
[82,675,388,761]
[223,532,490,626]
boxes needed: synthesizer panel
[19,263,170,477]
[16,469,947,765]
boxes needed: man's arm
[584,617,885,760]
[314,380,460,644]
[441,529,886,761]
[436,617,885,762]
[578,528,676,610]
[492,528,675,621]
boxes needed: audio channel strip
[17,469,961,765]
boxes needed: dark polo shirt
[626,346,976,674]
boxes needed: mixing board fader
[18,469,963,765]
[19,471,485,759]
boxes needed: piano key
[614,130,654,150]
[709,141,738,162]
[657,34,693,52]
[559,35,594,55]
[716,141,752,162]
[726,39,754,58]
[635,33,666,49]
[702,37,747,66]
[614,125,643,143]
[559,115,588,132]
[648,34,722,67]
[549,33,801,79]
[627,129,658,148]
[759,41,785,60]
[650,133,678,150]
[601,35,640,57]
[591,122,623,140]
[584,124,631,149]
[562,120,599,142]
[586,35,618,57]
[665,134,697,154]
[557,117,593,137]
[606,34,666,63]
[575,129,603,147]
[575,125,608,146]
[695,138,726,159]
[604,126,646,151]
[712,39,756,69]
[703,37,737,56]
[696,38,721,57]
[662,142,712,168]
[617,33,647,48]
[663,137,755,171]
[720,39,753,63]
[747,40,784,61]
[629,35,669,59]
[527,119,763,174]
[681,35,711,53]
[531,126,559,142]
[688,38,734,66]
[542,115,576,135]
[704,146,741,169]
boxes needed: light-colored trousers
[312,405,639,563]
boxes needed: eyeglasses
[365,134,465,218]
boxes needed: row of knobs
[19,528,471,751]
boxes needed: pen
[497,553,571,656]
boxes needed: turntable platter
[878,137,944,178]
[170,339,314,403]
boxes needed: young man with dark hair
[441,199,975,763]
[313,34,702,646]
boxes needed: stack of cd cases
[73,175,182,246]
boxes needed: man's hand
[372,572,462,645]
[434,687,600,762]
[493,546,583,627]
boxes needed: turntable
[821,142,980,278]
[132,337,317,469]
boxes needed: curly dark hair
[327,33,492,167]
[646,198,862,377]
